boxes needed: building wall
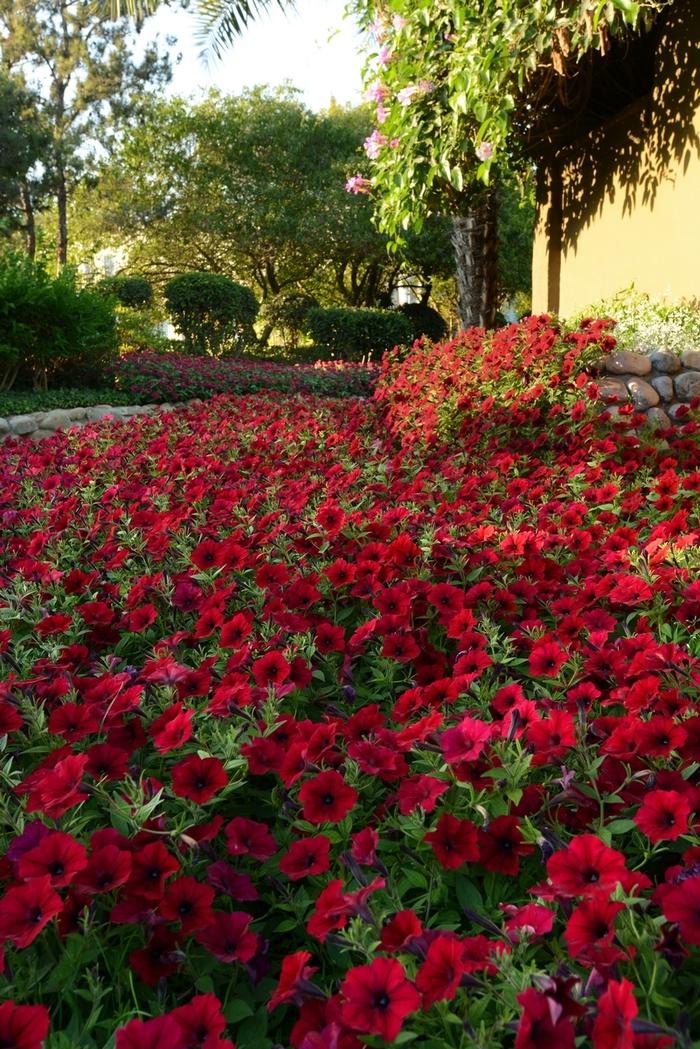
[532,0,700,317]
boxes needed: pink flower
[378,45,393,66]
[392,14,408,31]
[476,141,494,161]
[345,175,371,195]
[397,85,420,107]
[364,130,387,159]
[365,81,388,104]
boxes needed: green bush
[115,306,172,354]
[0,252,117,390]
[397,301,448,343]
[304,306,411,360]
[0,386,141,416]
[164,272,259,356]
[98,274,153,308]
[579,288,700,356]
[261,292,319,350]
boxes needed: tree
[0,73,48,257]
[0,0,173,269]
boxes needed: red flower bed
[0,321,700,1047]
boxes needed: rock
[604,350,652,376]
[30,429,56,441]
[86,405,126,422]
[680,349,700,370]
[68,407,87,421]
[0,418,8,434]
[626,378,659,409]
[650,375,674,401]
[674,371,700,402]
[159,402,174,412]
[9,413,39,435]
[649,350,681,373]
[41,409,74,431]
[644,407,672,430]
[121,405,151,416]
[598,378,629,404]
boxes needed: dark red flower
[160,876,215,934]
[127,841,181,900]
[195,911,258,963]
[528,640,567,678]
[17,831,87,888]
[268,951,319,1011]
[149,703,193,754]
[379,910,422,953]
[515,988,575,1049]
[0,1001,50,1049]
[634,789,691,842]
[116,1015,185,1049]
[279,836,331,880]
[76,845,132,895]
[592,979,637,1049]
[546,835,630,898]
[225,817,277,861]
[340,958,420,1042]
[0,876,63,948]
[662,875,700,945]
[298,771,357,825]
[170,994,227,1047]
[397,775,448,816]
[416,934,465,1007]
[564,895,625,963]
[478,816,533,877]
[424,813,479,869]
[129,927,182,986]
[171,755,228,804]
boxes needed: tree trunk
[20,180,36,259]
[56,159,68,269]
[451,189,499,330]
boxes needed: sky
[143,0,366,112]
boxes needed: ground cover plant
[1,316,700,1048]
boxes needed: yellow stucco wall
[532,0,700,317]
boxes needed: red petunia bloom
[546,835,630,898]
[478,816,533,877]
[340,958,420,1043]
[662,875,700,945]
[528,640,567,678]
[251,651,291,690]
[306,880,351,942]
[634,789,691,842]
[225,817,277,861]
[116,1015,185,1049]
[195,911,258,963]
[127,841,181,900]
[379,910,422,953]
[350,826,379,866]
[564,895,625,962]
[591,979,637,1049]
[17,831,88,888]
[397,775,448,816]
[0,1001,50,1049]
[268,951,319,1011]
[298,771,358,825]
[129,927,182,986]
[501,903,555,941]
[515,988,575,1049]
[148,703,193,754]
[279,836,331,880]
[160,876,215,934]
[424,813,479,870]
[171,755,229,804]
[440,716,492,765]
[170,994,227,1047]
[416,934,465,1007]
[25,753,88,818]
[0,876,63,948]
[76,845,132,895]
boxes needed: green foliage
[497,180,536,305]
[0,385,139,415]
[261,292,319,350]
[164,272,259,356]
[0,252,117,389]
[397,301,447,343]
[0,73,48,243]
[115,305,171,354]
[99,274,153,308]
[349,0,673,240]
[580,288,700,357]
[305,306,412,360]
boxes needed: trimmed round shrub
[164,272,259,356]
[304,306,412,360]
[98,275,153,309]
[262,293,319,351]
[398,301,448,343]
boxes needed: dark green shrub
[304,306,411,360]
[98,275,153,308]
[398,302,448,343]
[0,252,117,390]
[164,272,259,356]
[261,293,319,350]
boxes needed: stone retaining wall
[0,400,199,442]
[596,349,700,429]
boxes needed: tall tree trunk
[451,189,499,330]
[56,159,68,269]
[20,179,36,259]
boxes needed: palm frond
[195,0,296,63]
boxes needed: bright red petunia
[440,716,492,765]
[116,1015,185,1049]
[148,703,193,754]
[17,831,88,888]
[0,876,63,948]
[0,1001,50,1049]
[564,895,625,963]
[225,817,277,861]
[416,934,465,1007]
[546,835,630,898]
[195,911,258,963]
[516,988,575,1049]
[662,875,700,945]
[279,836,331,880]
[298,771,357,825]
[591,979,637,1049]
[169,994,227,1046]
[634,789,691,842]
[171,755,229,804]
[528,640,567,678]
[340,957,420,1042]
[268,951,319,1011]
[424,813,479,870]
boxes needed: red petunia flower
[148,703,193,754]
[397,775,448,816]
[170,994,227,1046]
[340,957,420,1042]
[0,1000,50,1049]
[76,845,132,895]
[160,876,215,934]
[546,835,630,898]
[662,875,700,945]
[17,831,87,888]
[195,911,258,963]
[591,978,637,1049]
[225,817,277,861]
[268,951,319,1011]
[424,813,479,870]
[306,880,351,942]
[528,640,567,678]
[0,876,63,948]
[379,910,422,953]
[25,752,88,818]
[129,927,182,986]
[127,841,181,900]
[279,836,331,880]
[634,789,691,842]
[116,1015,185,1049]
[516,988,575,1049]
[298,771,357,825]
[440,716,492,765]
[416,934,465,1007]
[251,651,291,690]
[564,895,625,962]
[171,755,229,804]
[478,816,533,877]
